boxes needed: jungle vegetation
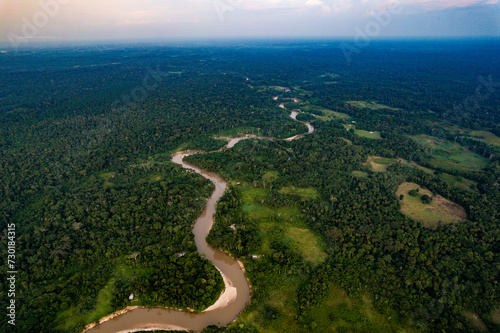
[0,39,499,332]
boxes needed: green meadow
[411,134,489,171]
[347,100,400,111]
[343,124,382,139]
[468,130,500,147]
[396,182,467,229]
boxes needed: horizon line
[1,35,499,48]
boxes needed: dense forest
[1,40,499,332]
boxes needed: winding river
[84,93,313,333]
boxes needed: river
[84,90,313,333]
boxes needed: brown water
[285,111,314,141]
[85,95,314,333]
[86,154,250,333]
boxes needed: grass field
[286,227,327,266]
[237,271,304,333]
[397,160,477,191]
[366,156,396,172]
[278,186,319,199]
[173,142,190,153]
[298,104,351,121]
[374,158,395,165]
[240,186,324,263]
[304,287,411,333]
[255,86,290,93]
[399,159,435,174]
[356,130,382,139]
[352,170,369,178]
[343,123,355,131]
[437,173,477,191]
[431,152,488,170]
[303,286,412,333]
[468,130,500,147]
[343,124,382,140]
[347,101,400,111]
[241,186,270,214]
[241,186,305,226]
[396,182,467,229]
[341,138,353,145]
[239,280,410,333]
[411,134,489,171]
[315,109,351,121]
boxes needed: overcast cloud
[0,0,498,43]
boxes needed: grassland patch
[278,186,319,199]
[396,182,467,229]
[263,171,279,182]
[340,138,353,145]
[149,174,163,182]
[241,186,268,214]
[238,272,303,333]
[241,187,304,225]
[374,158,395,165]
[344,124,382,139]
[173,142,190,153]
[352,171,369,178]
[286,227,327,266]
[398,159,435,174]
[366,156,396,172]
[468,130,500,147]
[347,100,400,111]
[256,86,290,93]
[437,173,477,191]
[299,105,351,121]
[304,286,409,333]
[355,130,382,139]
[343,123,355,131]
[410,134,489,171]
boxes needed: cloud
[240,0,304,11]
[305,0,324,6]
[0,0,497,42]
[406,0,499,12]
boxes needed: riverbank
[82,307,141,333]
[203,268,237,312]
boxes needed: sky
[0,0,499,44]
